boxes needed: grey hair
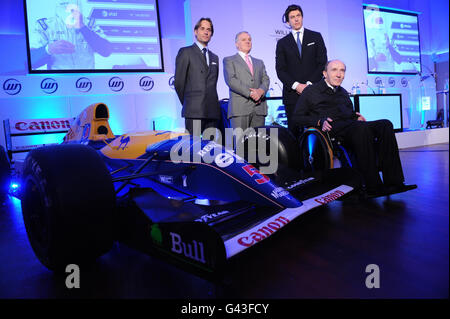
[235,31,251,42]
[324,59,346,71]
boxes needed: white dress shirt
[290,26,312,90]
[195,41,209,66]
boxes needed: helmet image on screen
[29,0,112,70]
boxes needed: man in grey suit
[223,31,270,132]
[174,18,220,136]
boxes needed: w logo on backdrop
[3,78,22,95]
[76,77,92,93]
[139,76,154,91]
[168,76,175,90]
[41,78,58,94]
[109,77,124,92]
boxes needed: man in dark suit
[223,31,270,132]
[275,4,327,138]
[293,59,416,197]
[174,18,220,136]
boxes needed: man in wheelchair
[293,59,416,197]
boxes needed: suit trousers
[285,103,302,140]
[332,119,405,190]
[230,111,265,132]
[185,118,218,137]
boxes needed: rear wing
[3,117,74,163]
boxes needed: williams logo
[76,77,92,93]
[109,77,124,92]
[168,76,175,90]
[41,78,58,94]
[3,78,21,95]
[401,77,408,87]
[270,29,290,42]
[388,77,395,87]
[374,77,383,86]
[139,76,154,91]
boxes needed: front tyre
[21,144,115,271]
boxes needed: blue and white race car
[18,103,361,274]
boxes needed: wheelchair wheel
[298,128,334,172]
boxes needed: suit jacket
[223,53,270,118]
[275,28,327,106]
[174,44,220,119]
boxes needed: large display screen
[24,0,164,73]
[356,94,403,131]
[363,4,421,74]
[265,97,287,127]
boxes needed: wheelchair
[237,123,355,175]
[297,127,354,172]
[219,100,415,197]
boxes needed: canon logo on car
[237,216,290,247]
[314,190,345,205]
[14,119,71,132]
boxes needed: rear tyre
[21,144,115,271]
[237,125,301,174]
[0,146,11,199]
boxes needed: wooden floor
[0,143,448,299]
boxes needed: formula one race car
[19,103,361,275]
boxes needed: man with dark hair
[293,59,416,196]
[275,4,327,138]
[174,18,220,136]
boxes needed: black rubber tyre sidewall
[238,125,301,173]
[0,146,10,196]
[21,144,115,271]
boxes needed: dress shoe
[384,183,417,195]
[364,185,386,198]
[364,183,417,198]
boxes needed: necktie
[296,31,302,57]
[245,54,253,76]
[202,48,208,64]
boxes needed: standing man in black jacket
[275,4,327,138]
[174,18,220,136]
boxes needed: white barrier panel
[0,73,176,98]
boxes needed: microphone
[408,59,435,82]
[362,80,376,94]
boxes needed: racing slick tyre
[21,144,115,271]
[237,125,301,174]
[0,146,11,199]
[298,128,334,173]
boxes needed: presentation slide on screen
[363,5,421,74]
[25,0,163,72]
